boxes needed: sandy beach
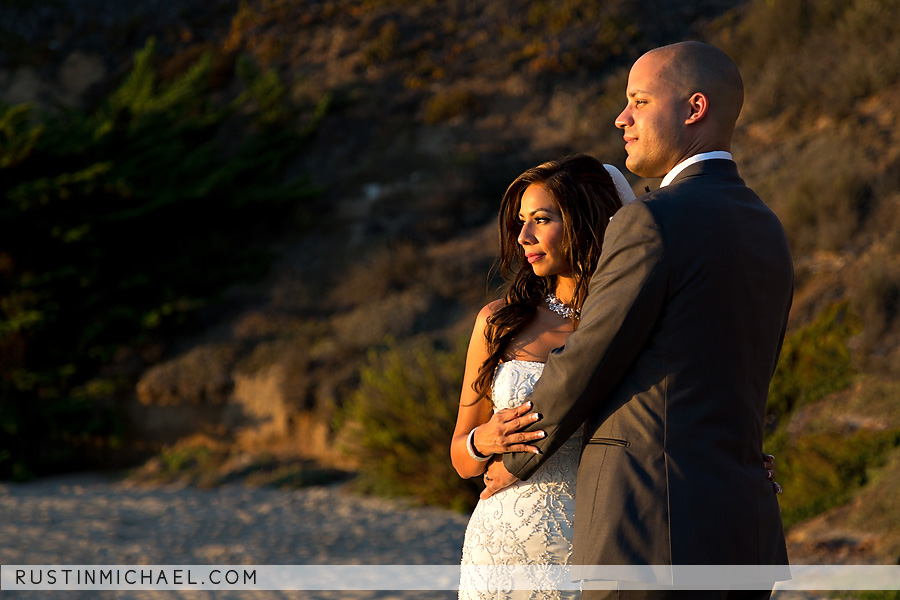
[0,473,468,599]
[0,473,831,600]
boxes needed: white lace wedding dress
[459,360,582,600]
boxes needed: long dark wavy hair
[471,154,625,405]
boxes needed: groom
[481,42,792,598]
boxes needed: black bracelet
[466,427,491,462]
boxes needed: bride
[451,155,781,599]
[451,155,632,599]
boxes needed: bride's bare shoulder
[481,299,507,317]
[471,299,506,333]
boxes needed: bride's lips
[525,253,544,263]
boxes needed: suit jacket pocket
[585,437,630,447]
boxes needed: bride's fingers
[513,412,541,432]
[501,430,544,453]
[502,408,541,431]
[517,430,545,443]
[515,400,534,415]
[500,401,534,423]
[503,401,534,419]
[496,412,540,437]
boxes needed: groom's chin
[623,157,644,178]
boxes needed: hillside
[2,0,900,574]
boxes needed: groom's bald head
[647,41,744,130]
[616,41,745,177]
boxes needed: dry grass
[846,447,900,560]
[330,289,432,352]
[851,253,900,355]
[719,0,900,122]
[423,89,481,124]
[328,242,426,309]
[135,343,241,407]
[127,434,351,490]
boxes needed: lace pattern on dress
[459,360,582,600]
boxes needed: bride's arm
[450,302,544,479]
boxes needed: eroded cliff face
[1,0,752,463]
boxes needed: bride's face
[517,184,570,279]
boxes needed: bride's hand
[763,453,783,495]
[480,456,520,499]
[472,400,544,456]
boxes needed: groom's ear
[684,92,709,124]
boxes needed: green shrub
[766,302,861,430]
[340,337,480,511]
[0,104,44,168]
[0,38,323,479]
[766,427,900,528]
[233,54,297,126]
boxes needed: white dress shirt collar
[660,151,733,188]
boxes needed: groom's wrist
[503,448,533,481]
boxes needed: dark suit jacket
[504,159,792,573]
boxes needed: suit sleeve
[504,200,668,480]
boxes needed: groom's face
[615,52,690,179]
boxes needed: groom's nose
[615,107,632,129]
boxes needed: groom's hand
[480,456,519,500]
[473,400,545,456]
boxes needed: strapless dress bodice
[459,360,581,600]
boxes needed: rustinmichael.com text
[11,566,256,589]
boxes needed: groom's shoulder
[606,196,666,242]
[621,188,675,221]
[641,176,727,215]
[627,185,710,235]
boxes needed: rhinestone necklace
[545,293,579,320]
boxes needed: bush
[339,337,480,511]
[766,428,900,528]
[0,38,323,479]
[766,302,861,431]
